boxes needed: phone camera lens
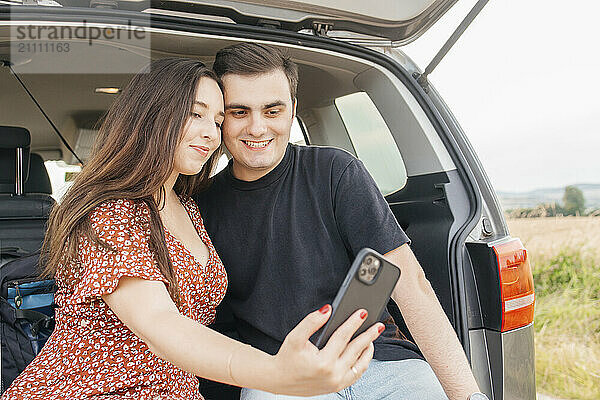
[358,255,380,284]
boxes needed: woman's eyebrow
[194,101,224,117]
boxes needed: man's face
[222,69,295,181]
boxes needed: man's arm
[329,155,480,398]
[385,243,480,400]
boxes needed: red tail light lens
[493,238,535,332]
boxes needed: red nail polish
[377,325,385,334]
[319,304,330,314]
[360,310,368,319]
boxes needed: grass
[507,217,600,400]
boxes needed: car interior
[0,24,467,345]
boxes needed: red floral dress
[2,198,227,399]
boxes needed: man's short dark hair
[212,43,298,101]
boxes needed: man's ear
[292,98,297,119]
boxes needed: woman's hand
[104,278,383,396]
[269,305,384,396]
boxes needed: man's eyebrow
[225,103,251,110]
[225,101,288,110]
[263,101,286,109]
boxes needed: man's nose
[247,113,268,137]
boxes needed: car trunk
[2,0,474,338]
[1,4,489,398]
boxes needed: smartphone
[313,248,401,349]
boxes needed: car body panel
[469,328,494,398]
[501,324,536,400]
[484,324,537,400]
[469,325,537,400]
[105,0,457,43]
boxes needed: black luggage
[0,252,55,392]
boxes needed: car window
[290,118,306,146]
[45,160,81,202]
[334,92,407,196]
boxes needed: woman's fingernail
[319,304,331,314]
[360,310,368,319]
[377,324,385,334]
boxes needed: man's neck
[231,151,287,182]
[231,163,274,182]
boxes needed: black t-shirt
[194,144,422,361]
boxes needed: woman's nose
[202,121,221,141]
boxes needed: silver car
[0,1,535,398]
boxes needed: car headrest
[0,155,52,194]
[0,126,30,149]
[0,126,31,187]
[25,153,53,194]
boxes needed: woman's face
[172,77,224,176]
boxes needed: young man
[195,43,485,400]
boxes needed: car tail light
[492,238,535,332]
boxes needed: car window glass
[335,92,407,195]
[290,118,306,146]
[45,160,81,202]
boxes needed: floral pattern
[2,198,227,399]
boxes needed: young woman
[1,58,383,399]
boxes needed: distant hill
[497,183,600,211]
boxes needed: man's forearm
[386,245,480,400]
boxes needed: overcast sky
[402,0,600,192]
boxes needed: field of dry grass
[507,217,600,400]
[508,217,600,260]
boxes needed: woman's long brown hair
[41,58,223,303]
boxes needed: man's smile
[241,139,274,150]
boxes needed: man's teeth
[243,140,271,148]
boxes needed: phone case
[313,248,401,349]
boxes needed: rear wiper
[2,60,83,164]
